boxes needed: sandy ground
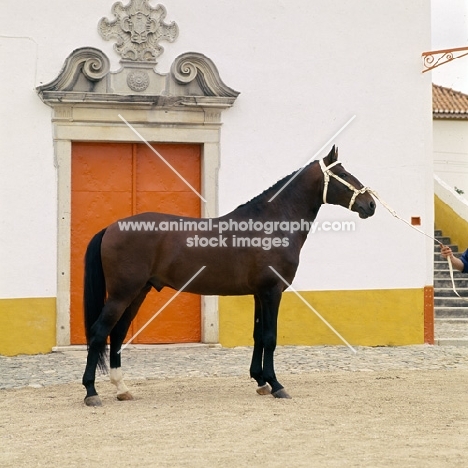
[1,370,468,468]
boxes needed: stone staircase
[434,229,468,345]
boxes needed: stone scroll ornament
[172,53,240,98]
[37,48,111,92]
[98,0,179,62]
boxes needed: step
[434,318,468,345]
[433,278,468,288]
[435,338,468,346]
[435,317,468,323]
[434,244,458,253]
[434,258,463,270]
[434,229,442,237]
[434,261,450,271]
[434,306,468,318]
[434,287,468,297]
[434,296,468,307]
[434,283,466,293]
[434,269,467,278]
[434,252,462,259]
[434,317,468,346]
[434,236,451,245]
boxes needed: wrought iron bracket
[422,46,468,73]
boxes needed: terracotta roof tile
[433,84,468,119]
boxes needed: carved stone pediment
[37,48,239,109]
[36,2,239,109]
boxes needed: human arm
[440,244,466,272]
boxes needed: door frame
[53,104,223,346]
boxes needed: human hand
[440,244,453,259]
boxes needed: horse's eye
[340,173,347,178]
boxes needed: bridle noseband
[319,158,371,210]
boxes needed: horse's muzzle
[357,199,376,219]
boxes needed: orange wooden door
[70,142,201,344]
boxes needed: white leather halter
[319,158,371,210]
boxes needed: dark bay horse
[82,145,376,406]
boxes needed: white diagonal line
[268,115,356,202]
[118,266,206,353]
[268,266,357,353]
[118,114,207,203]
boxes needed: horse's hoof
[272,388,292,399]
[84,395,102,407]
[117,391,134,401]
[256,384,272,396]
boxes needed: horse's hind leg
[82,297,131,407]
[109,284,152,401]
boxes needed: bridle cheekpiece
[319,158,371,210]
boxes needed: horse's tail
[83,228,108,372]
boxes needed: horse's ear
[323,145,338,165]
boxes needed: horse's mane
[235,160,317,211]
[235,170,297,210]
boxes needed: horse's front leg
[259,287,291,399]
[250,295,271,395]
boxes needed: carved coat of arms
[99,0,179,62]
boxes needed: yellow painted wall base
[219,289,424,347]
[435,195,468,249]
[0,290,424,354]
[0,298,56,356]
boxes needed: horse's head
[320,146,376,219]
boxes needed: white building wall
[0,0,433,299]
[433,120,468,197]
[0,36,56,298]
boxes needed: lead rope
[368,189,467,302]
[319,158,467,302]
